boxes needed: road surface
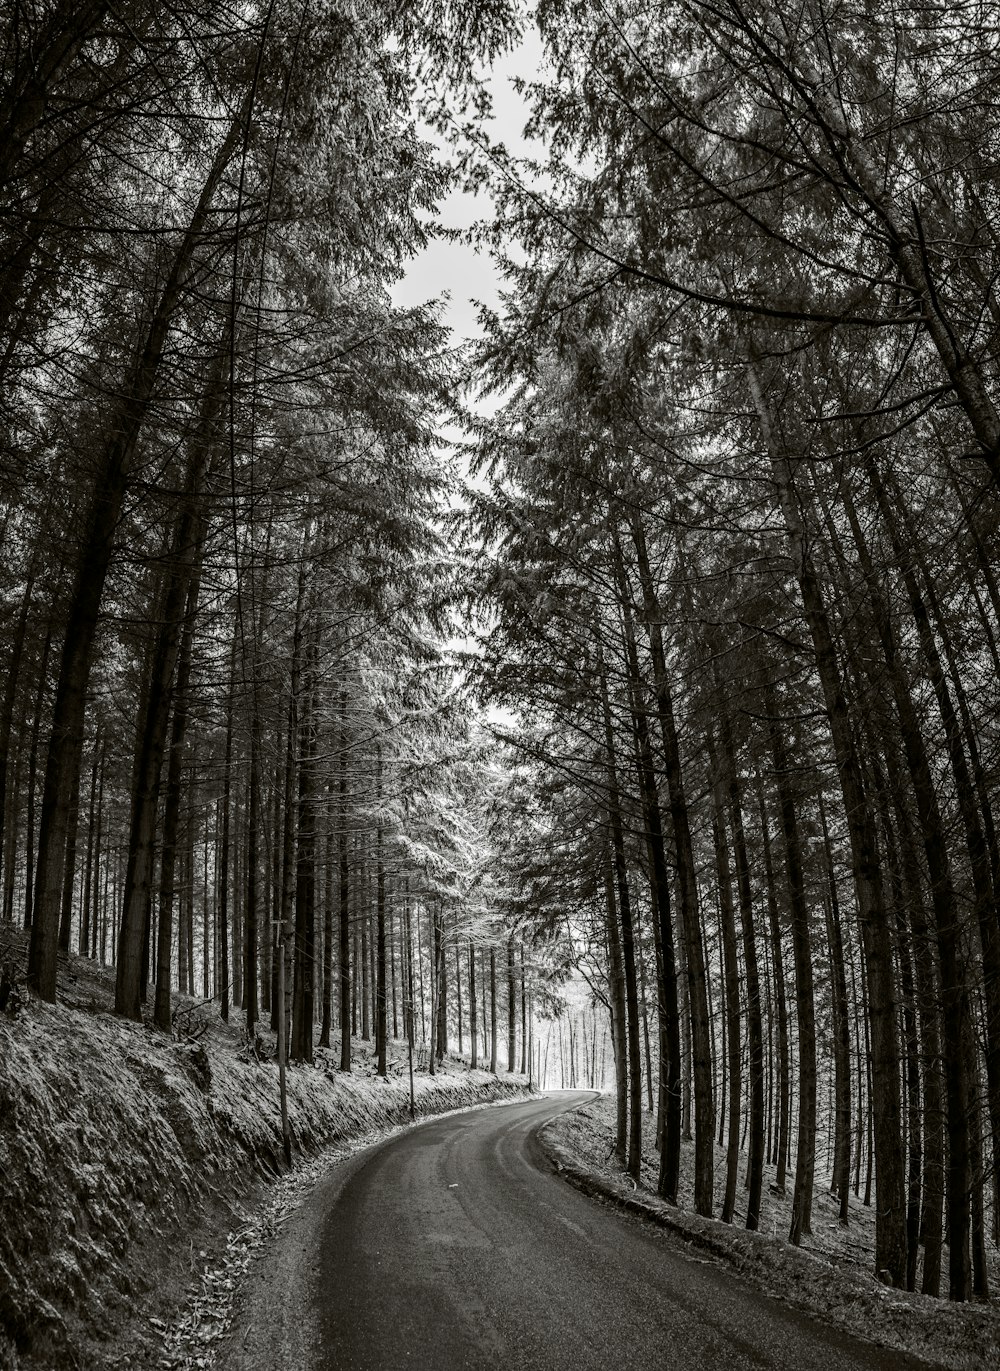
[221,1091,941,1370]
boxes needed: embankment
[0,941,529,1370]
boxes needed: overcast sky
[390,27,546,348]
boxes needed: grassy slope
[0,931,530,1371]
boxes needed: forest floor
[541,1095,1000,1371]
[0,928,531,1371]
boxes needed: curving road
[291,1091,937,1371]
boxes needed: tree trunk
[23,628,53,931]
[469,939,478,1070]
[79,724,101,956]
[338,690,351,1071]
[765,688,817,1246]
[613,537,682,1199]
[375,744,387,1078]
[318,783,334,1050]
[114,378,225,1019]
[629,514,714,1214]
[217,636,237,1024]
[819,800,852,1227]
[489,947,498,1074]
[0,556,39,903]
[291,621,318,1065]
[721,716,765,1231]
[604,843,629,1168]
[153,569,200,1031]
[57,763,80,953]
[758,781,790,1190]
[599,663,643,1180]
[244,724,260,1038]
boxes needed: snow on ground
[0,931,530,1371]
[542,1094,1000,1371]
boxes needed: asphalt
[306,1090,938,1371]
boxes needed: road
[289,1091,936,1371]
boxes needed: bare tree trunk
[758,781,790,1191]
[23,628,52,931]
[718,716,765,1231]
[0,555,39,902]
[764,687,817,1246]
[817,803,851,1228]
[469,939,478,1069]
[506,937,516,1072]
[216,635,236,1024]
[375,744,387,1078]
[244,725,260,1037]
[600,664,643,1180]
[115,372,226,1020]
[858,463,980,1298]
[318,783,334,1050]
[57,763,80,953]
[614,538,682,1199]
[520,946,527,1075]
[489,947,498,1074]
[709,736,741,1225]
[153,571,200,1031]
[603,843,629,1166]
[78,723,101,956]
[338,689,351,1071]
[291,621,318,1065]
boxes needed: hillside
[0,932,530,1371]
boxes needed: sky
[390,27,547,352]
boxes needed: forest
[2,0,1000,1339]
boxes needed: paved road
[308,1091,937,1371]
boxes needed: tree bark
[114,359,227,1019]
[603,842,629,1167]
[721,716,765,1231]
[710,747,742,1226]
[758,780,790,1190]
[338,689,351,1071]
[600,664,643,1180]
[613,535,682,1199]
[376,744,387,1078]
[291,620,318,1065]
[153,569,200,1031]
[840,471,972,1298]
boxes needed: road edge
[536,1102,991,1371]
[180,1083,540,1371]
